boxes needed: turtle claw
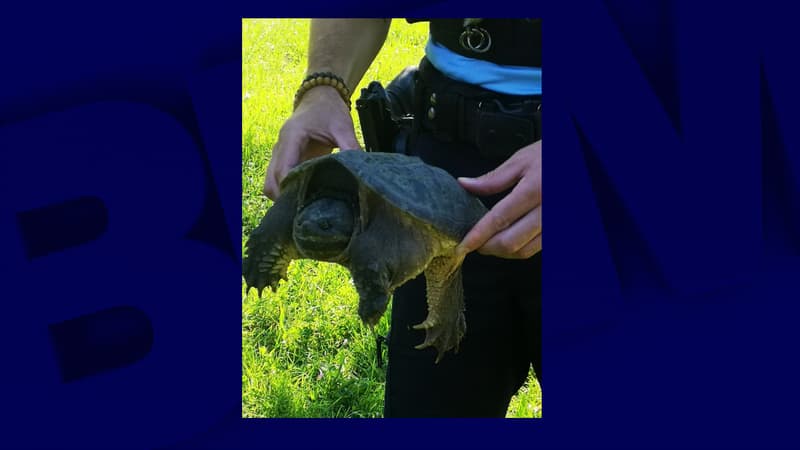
[243,189,299,299]
[412,310,465,363]
[243,248,292,298]
[411,315,438,331]
[243,268,285,299]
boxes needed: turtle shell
[280,151,488,240]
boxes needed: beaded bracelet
[293,71,352,110]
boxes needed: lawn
[242,18,541,418]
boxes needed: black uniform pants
[383,62,541,416]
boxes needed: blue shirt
[425,37,542,96]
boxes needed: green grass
[242,18,541,418]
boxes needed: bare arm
[263,19,391,200]
[307,19,391,90]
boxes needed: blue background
[1,1,798,448]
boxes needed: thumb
[458,159,523,195]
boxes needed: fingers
[477,206,541,259]
[262,87,359,200]
[457,148,530,196]
[457,165,522,197]
[512,234,542,259]
[457,174,539,254]
[331,122,361,151]
[455,143,542,259]
[263,163,287,201]
[263,129,305,200]
[263,120,357,200]
[263,172,279,200]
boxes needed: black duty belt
[415,58,541,163]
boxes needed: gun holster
[356,65,417,154]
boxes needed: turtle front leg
[413,254,467,363]
[243,189,299,297]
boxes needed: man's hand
[457,141,542,259]
[263,86,361,200]
[263,19,391,200]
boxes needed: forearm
[307,19,391,92]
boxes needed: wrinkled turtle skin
[243,150,488,361]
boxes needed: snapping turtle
[243,150,487,361]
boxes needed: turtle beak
[358,294,389,327]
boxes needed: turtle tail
[243,190,299,297]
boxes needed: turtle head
[351,262,392,327]
[293,195,355,261]
[358,291,390,328]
